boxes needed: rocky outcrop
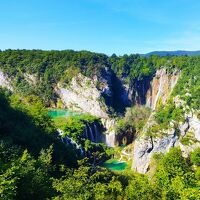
[146,68,180,110]
[121,78,152,106]
[132,128,178,173]
[55,71,119,146]
[118,68,180,110]
[24,73,38,85]
[0,70,13,91]
[176,114,200,157]
[132,114,200,174]
[188,115,200,141]
[56,73,111,119]
[131,68,199,174]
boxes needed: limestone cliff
[55,70,118,146]
[55,73,111,119]
[146,68,180,110]
[131,68,195,173]
[119,68,179,110]
[132,113,200,173]
[0,70,13,91]
[132,93,200,174]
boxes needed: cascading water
[106,131,115,147]
[153,69,165,110]
[58,129,84,155]
[84,126,89,139]
[102,118,116,147]
[59,121,102,146]
[88,125,95,142]
[94,124,99,142]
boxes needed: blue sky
[1,0,200,55]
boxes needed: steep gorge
[0,50,200,175]
[0,66,182,149]
[131,69,200,173]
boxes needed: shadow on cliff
[129,77,152,105]
[110,73,153,115]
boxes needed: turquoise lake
[48,109,80,118]
[102,159,127,171]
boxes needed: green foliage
[115,106,151,145]
[154,100,184,129]
[154,147,200,200]
[60,66,80,85]
[0,50,109,104]
[54,114,100,143]
[155,148,189,185]
[62,117,86,142]
[52,165,123,200]
[1,50,200,199]
[0,165,17,200]
[191,148,200,166]
[0,142,56,200]
[116,105,150,133]
[125,174,160,200]
[172,56,200,110]
[180,132,197,146]
[0,90,77,166]
[124,105,151,131]
[109,54,156,81]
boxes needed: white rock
[0,70,13,91]
[56,73,110,118]
[132,129,178,173]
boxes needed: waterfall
[84,122,101,143]
[106,131,115,147]
[153,69,165,110]
[88,124,95,142]
[65,136,84,155]
[58,129,84,155]
[84,126,89,139]
[146,96,151,108]
[94,124,98,142]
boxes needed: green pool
[102,159,127,171]
[48,109,80,118]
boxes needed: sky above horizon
[1,0,200,55]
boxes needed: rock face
[119,68,180,110]
[24,73,38,85]
[146,68,180,110]
[131,68,200,174]
[0,70,13,91]
[56,73,111,119]
[132,129,178,173]
[132,115,200,174]
[188,115,200,141]
[55,71,118,146]
[121,78,152,106]
[177,115,200,157]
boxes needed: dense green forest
[0,50,186,106]
[0,50,200,199]
[0,89,199,199]
[0,50,199,109]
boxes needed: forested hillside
[0,50,200,199]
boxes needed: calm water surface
[48,109,80,118]
[102,159,127,171]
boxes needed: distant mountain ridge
[144,50,200,57]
